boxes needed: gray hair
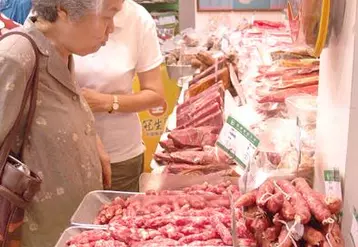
[32,0,101,22]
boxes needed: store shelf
[135,0,178,12]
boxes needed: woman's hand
[81,88,112,113]
[96,135,111,189]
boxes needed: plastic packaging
[287,0,330,57]
[254,118,296,169]
[285,94,317,125]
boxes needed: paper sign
[350,207,358,246]
[324,169,342,200]
[217,116,260,174]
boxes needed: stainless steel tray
[166,65,196,80]
[70,190,142,226]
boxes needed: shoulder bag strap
[0,31,40,176]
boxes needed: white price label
[324,170,342,200]
[350,207,358,246]
[217,116,259,174]
[158,16,176,26]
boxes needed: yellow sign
[133,64,180,172]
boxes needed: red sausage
[294,178,332,223]
[256,180,275,207]
[303,226,325,245]
[276,180,311,224]
[236,190,258,208]
[278,226,293,247]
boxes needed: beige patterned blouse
[0,19,103,246]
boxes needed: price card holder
[229,64,246,106]
[295,117,302,173]
[323,169,342,201]
[350,207,358,246]
[217,115,260,175]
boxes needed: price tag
[350,207,358,246]
[217,116,260,175]
[324,169,342,200]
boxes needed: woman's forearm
[89,89,165,113]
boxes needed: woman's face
[63,0,123,56]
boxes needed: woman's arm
[0,35,35,144]
[81,65,165,113]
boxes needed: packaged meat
[177,82,224,115]
[168,126,220,149]
[192,110,224,129]
[159,139,178,153]
[256,84,318,103]
[164,163,230,176]
[191,58,226,85]
[177,95,223,127]
[196,50,216,67]
[186,67,230,98]
[178,103,222,129]
[177,90,224,124]
[164,150,218,165]
[253,20,286,30]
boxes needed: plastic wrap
[247,118,315,185]
[288,0,330,57]
[285,94,317,126]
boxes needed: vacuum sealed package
[287,0,331,57]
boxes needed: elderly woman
[75,0,165,192]
[0,0,121,246]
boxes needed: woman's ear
[56,6,69,21]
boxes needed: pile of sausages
[234,178,343,247]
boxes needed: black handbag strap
[0,31,40,176]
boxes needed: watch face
[113,103,120,110]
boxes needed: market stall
[52,0,356,245]
[54,14,346,246]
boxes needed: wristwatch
[108,95,119,114]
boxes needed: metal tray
[70,190,142,226]
[166,65,196,80]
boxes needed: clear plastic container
[285,94,317,125]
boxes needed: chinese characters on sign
[217,115,260,175]
[142,117,168,137]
